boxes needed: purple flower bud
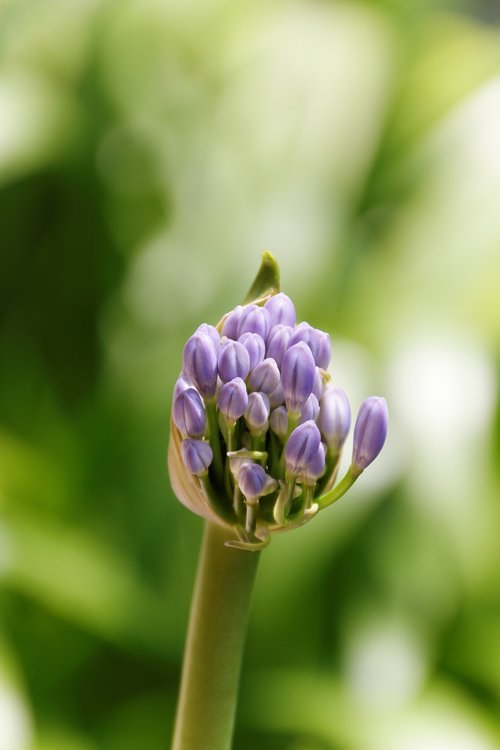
[268,381,284,409]
[312,368,324,400]
[266,324,293,368]
[248,358,281,395]
[217,377,248,422]
[264,293,296,328]
[319,386,351,452]
[173,375,192,400]
[172,387,206,438]
[180,439,213,475]
[270,406,288,440]
[299,393,319,424]
[237,462,267,499]
[281,342,316,414]
[196,323,221,352]
[352,397,388,472]
[237,304,271,339]
[238,332,265,370]
[285,420,322,475]
[218,340,250,383]
[182,333,218,399]
[245,392,270,433]
[303,443,326,483]
[289,322,331,369]
[221,305,244,339]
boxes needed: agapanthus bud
[182,333,218,399]
[268,381,284,409]
[289,322,331,370]
[312,368,324,400]
[264,293,296,328]
[173,387,206,438]
[299,393,319,424]
[270,406,288,440]
[238,332,265,370]
[237,304,271,339]
[221,305,244,339]
[217,377,248,422]
[195,323,221,352]
[248,358,281,395]
[319,386,351,452]
[281,342,316,414]
[351,397,388,472]
[303,443,326,483]
[237,462,267,499]
[173,375,192,399]
[180,439,213,475]
[266,324,293,368]
[245,392,270,433]
[218,340,251,383]
[285,420,322,475]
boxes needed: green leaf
[243,252,280,304]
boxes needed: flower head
[168,253,388,550]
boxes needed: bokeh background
[1,0,500,748]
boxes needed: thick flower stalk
[168,253,388,750]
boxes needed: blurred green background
[1,0,500,748]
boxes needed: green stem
[317,466,361,510]
[172,521,261,750]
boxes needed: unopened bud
[281,342,316,414]
[180,439,213,475]
[351,397,388,472]
[218,377,248,422]
[182,333,218,399]
[172,387,206,438]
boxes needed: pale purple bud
[264,293,296,328]
[237,462,267,499]
[248,358,281,395]
[289,322,331,369]
[266,324,293,368]
[172,387,206,438]
[312,368,324,400]
[238,332,265,370]
[218,340,250,383]
[196,323,221,352]
[180,439,213,475]
[270,406,288,440]
[285,420,322,475]
[182,333,218,399]
[352,397,388,472]
[221,305,244,339]
[281,342,316,414]
[245,392,270,432]
[303,443,326,483]
[173,375,192,400]
[319,386,351,452]
[217,377,248,422]
[299,393,319,424]
[268,381,284,409]
[237,304,271,339]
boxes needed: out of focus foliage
[1,0,500,748]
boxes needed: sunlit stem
[278,411,299,476]
[233,484,244,521]
[317,465,362,510]
[224,422,237,499]
[244,497,259,535]
[273,475,297,526]
[172,521,260,750]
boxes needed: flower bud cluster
[169,291,388,549]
